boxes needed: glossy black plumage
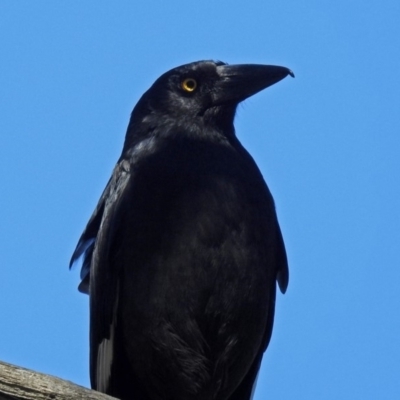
[70,60,292,400]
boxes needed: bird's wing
[88,159,132,391]
[228,222,288,400]
[70,159,132,391]
[69,176,112,294]
[276,223,289,294]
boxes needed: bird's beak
[213,64,294,105]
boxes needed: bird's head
[124,60,293,148]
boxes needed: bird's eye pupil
[182,78,197,92]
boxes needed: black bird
[70,60,292,400]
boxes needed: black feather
[70,60,292,400]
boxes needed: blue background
[1,2,399,399]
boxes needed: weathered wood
[0,360,117,400]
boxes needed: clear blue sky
[1,1,399,399]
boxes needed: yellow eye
[181,78,197,92]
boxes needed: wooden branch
[0,360,117,400]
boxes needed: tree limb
[0,360,117,400]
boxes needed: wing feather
[88,159,131,391]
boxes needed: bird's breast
[119,138,276,311]
[115,139,278,397]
